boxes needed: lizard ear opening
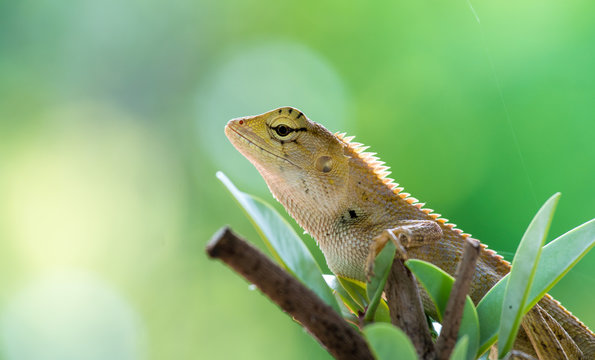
[316,155,333,173]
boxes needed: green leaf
[373,298,392,323]
[406,260,449,322]
[323,274,364,315]
[325,274,391,323]
[337,276,369,310]
[365,239,397,322]
[321,277,360,323]
[450,336,469,360]
[217,171,340,313]
[476,278,505,356]
[363,323,418,360]
[477,217,595,355]
[498,193,559,357]
[528,218,595,309]
[406,259,479,360]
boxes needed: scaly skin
[225,107,595,358]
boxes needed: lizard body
[225,107,595,358]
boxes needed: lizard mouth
[227,125,300,169]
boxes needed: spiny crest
[335,131,471,239]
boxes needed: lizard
[224,106,595,359]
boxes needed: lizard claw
[366,230,393,283]
[395,228,413,247]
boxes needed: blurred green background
[1,0,594,359]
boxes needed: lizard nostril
[239,120,244,125]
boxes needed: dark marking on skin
[301,178,310,194]
[288,108,293,114]
[338,207,367,226]
[297,112,303,119]
[280,141,289,157]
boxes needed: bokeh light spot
[0,271,146,360]
[0,104,182,271]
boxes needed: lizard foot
[365,221,442,283]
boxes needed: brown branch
[385,233,436,360]
[206,227,374,360]
[435,237,481,360]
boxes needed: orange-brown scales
[225,107,595,358]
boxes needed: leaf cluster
[217,172,595,359]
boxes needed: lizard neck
[261,147,412,280]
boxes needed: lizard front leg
[366,220,443,280]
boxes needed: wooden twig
[435,237,481,360]
[385,233,436,360]
[206,227,374,360]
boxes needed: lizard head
[226,107,401,281]
[225,107,350,211]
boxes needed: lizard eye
[275,125,291,137]
[269,116,299,141]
